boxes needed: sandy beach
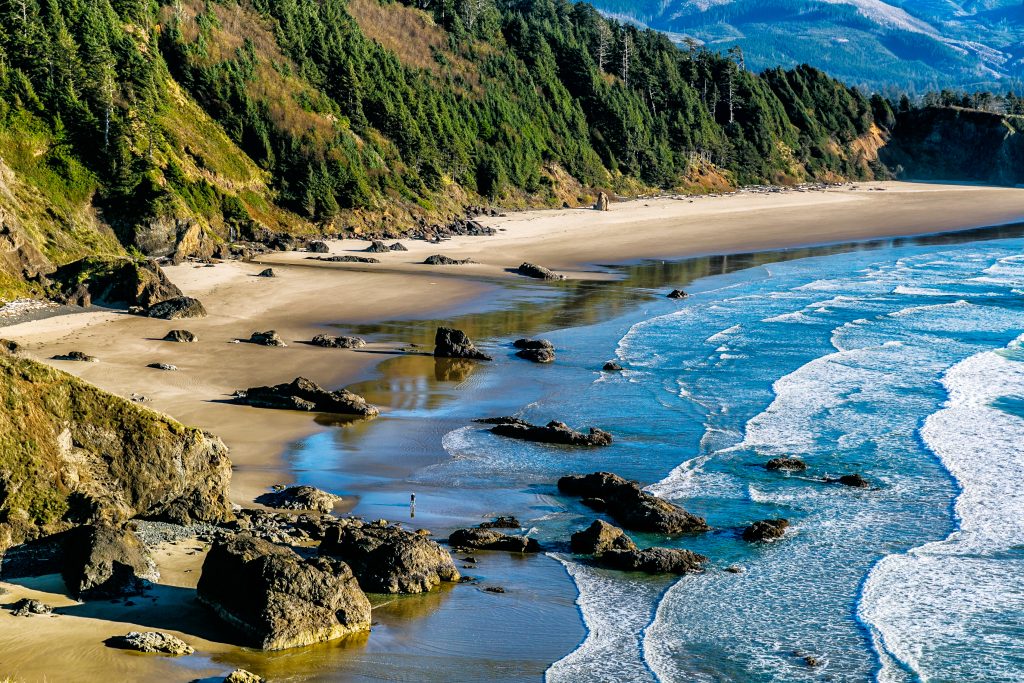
[2,181,1024,682]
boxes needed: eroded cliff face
[882,107,1024,186]
[0,353,233,550]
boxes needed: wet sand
[1,182,1023,682]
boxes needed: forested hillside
[0,0,890,298]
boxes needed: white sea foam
[706,324,742,344]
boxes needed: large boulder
[558,472,708,534]
[448,528,540,553]
[434,327,492,361]
[319,523,460,594]
[147,296,207,320]
[570,520,637,555]
[593,191,610,211]
[487,419,611,447]
[197,534,371,650]
[513,339,555,363]
[234,377,378,417]
[516,262,565,280]
[597,547,707,575]
[61,524,157,599]
[49,257,182,310]
[255,486,340,513]
[0,355,233,550]
[742,518,789,543]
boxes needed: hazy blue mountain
[590,0,1024,92]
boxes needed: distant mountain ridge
[591,0,1024,91]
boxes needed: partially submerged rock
[570,520,637,555]
[598,547,707,575]
[448,528,540,553]
[162,329,197,343]
[197,534,371,650]
[310,334,366,349]
[256,485,340,513]
[827,473,870,488]
[234,377,378,417]
[667,289,688,299]
[516,262,565,280]
[423,254,474,265]
[106,631,194,655]
[434,327,492,361]
[10,598,52,616]
[742,518,790,543]
[319,523,460,594]
[61,524,157,599]
[248,330,286,347]
[602,361,623,372]
[765,457,807,472]
[558,472,708,534]
[513,339,555,363]
[49,257,183,310]
[478,516,521,529]
[147,296,207,320]
[52,350,97,362]
[488,419,612,447]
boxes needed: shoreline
[1,181,1024,681]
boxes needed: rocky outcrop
[742,518,789,543]
[197,534,371,650]
[593,191,609,211]
[255,486,340,513]
[423,254,474,265]
[61,523,157,599]
[10,598,52,616]
[765,457,806,472]
[479,516,521,529]
[513,339,555,364]
[434,327,492,361]
[147,296,207,320]
[667,289,688,299]
[106,631,194,655]
[0,209,51,284]
[597,547,707,575]
[49,257,182,310]
[234,377,378,417]
[162,329,197,343]
[486,419,612,447]
[308,255,380,264]
[52,351,97,362]
[570,520,637,555]
[310,334,366,349]
[170,223,216,264]
[558,472,708,534]
[248,330,286,347]
[448,528,540,553]
[0,355,233,549]
[516,262,565,280]
[319,522,460,594]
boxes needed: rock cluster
[516,262,565,280]
[479,516,521,529]
[107,631,194,656]
[827,473,870,488]
[248,330,286,347]
[10,599,51,616]
[423,254,475,265]
[558,472,708,534]
[147,296,207,320]
[255,485,340,513]
[197,534,371,650]
[434,327,492,361]
[513,338,555,363]
[234,377,378,417]
[49,257,183,310]
[484,418,612,447]
[307,255,379,264]
[307,241,330,253]
[310,334,366,349]
[162,329,197,343]
[448,528,540,553]
[320,522,460,593]
[742,518,790,543]
[61,524,157,599]
[602,361,623,372]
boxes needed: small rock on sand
[106,631,194,655]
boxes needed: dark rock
[513,338,555,363]
[307,255,379,264]
[490,420,612,447]
[742,518,790,543]
[593,191,610,211]
[197,533,371,650]
[423,254,474,265]
[597,547,708,575]
[235,377,378,417]
[512,339,553,350]
[389,242,408,252]
[830,473,870,488]
[248,330,286,347]
[10,598,52,616]
[319,523,460,594]
[602,361,623,372]
[473,416,529,426]
[52,350,97,362]
[448,528,540,553]
[49,257,182,310]
[310,334,366,349]
[62,524,157,599]
[434,327,492,361]
[147,296,207,320]
[106,631,194,655]
[257,268,275,278]
[307,241,330,253]
[484,586,505,593]
[581,497,606,511]
[570,520,637,555]
[147,362,178,371]
[162,329,197,343]
[479,516,521,529]
[558,472,708,534]
[724,565,744,574]
[667,289,689,299]
[765,457,807,472]
[516,262,565,280]
[255,485,340,513]
[365,240,391,253]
